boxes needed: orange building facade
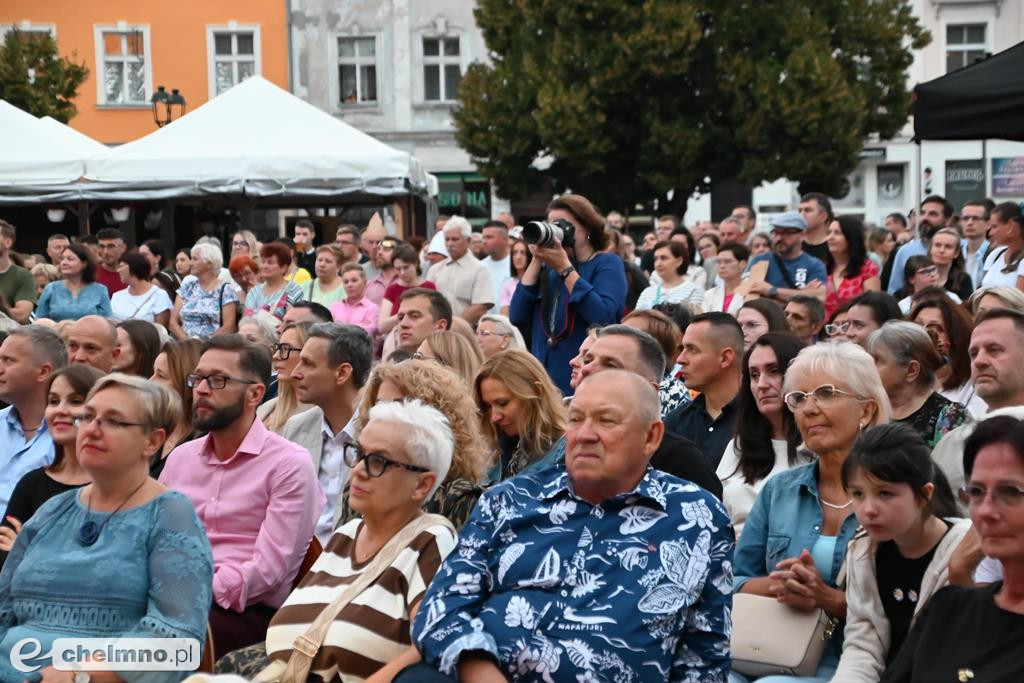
[0,0,289,144]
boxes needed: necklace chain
[77,477,149,546]
[819,494,853,510]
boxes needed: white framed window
[422,36,462,102]
[337,36,377,105]
[206,24,261,98]
[0,22,57,44]
[94,23,152,106]
[946,23,988,73]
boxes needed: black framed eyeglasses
[73,414,144,431]
[186,373,259,390]
[272,343,300,359]
[343,444,430,478]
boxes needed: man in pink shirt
[364,237,399,305]
[160,334,323,656]
[329,263,379,338]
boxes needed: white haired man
[426,216,494,326]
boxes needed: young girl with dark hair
[833,422,968,682]
[716,332,809,535]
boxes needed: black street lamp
[151,85,187,127]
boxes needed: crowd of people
[0,190,1021,682]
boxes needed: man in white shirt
[426,216,494,325]
[961,200,991,286]
[480,220,511,313]
[283,322,373,544]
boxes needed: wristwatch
[769,286,779,299]
[74,672,91,683]
[558,265,576,280]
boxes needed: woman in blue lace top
[0,373,213,683]
[34,244,112,322]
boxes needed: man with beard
[887,195,955,294]
[159,334,323,657]
[364,236,399,305]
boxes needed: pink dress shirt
[364,271,397,305]
[159,416,324,611]
[329,296,380,337]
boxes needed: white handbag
[730,593,838,677]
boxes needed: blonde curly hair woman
[347,360,490,529]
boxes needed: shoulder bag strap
[770,253,798,289]
[217,283,227,326]
[129,288,159,319]
[278,513,455,683]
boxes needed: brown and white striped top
[265,518,456,682]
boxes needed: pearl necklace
[819,494,853,510]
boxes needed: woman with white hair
[867,321,971,449]
[170,242,239,339]
[475,313,525,358]
[216,399,457,681]
[732,342,891,683]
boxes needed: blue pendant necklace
[77,478,148,547]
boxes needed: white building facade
[687,0,1024,226]
[287,0,508,227]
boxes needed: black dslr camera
[522,219,575,249]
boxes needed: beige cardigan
[831,518,972,683]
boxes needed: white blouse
[717,437,809,538]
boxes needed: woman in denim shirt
[34,244,112,322]
[732,343,892,682]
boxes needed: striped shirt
[265,518,455,682]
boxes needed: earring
[859,422,866,431]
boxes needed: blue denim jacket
[734,461,858,590]
[733,461,858,659]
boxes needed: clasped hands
[768,548,831,612]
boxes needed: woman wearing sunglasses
[732,342,891,682]
[881,415,1024,681]
[217,399,456,681]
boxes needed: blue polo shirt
[0,406,55,513]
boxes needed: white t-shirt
[717,437,809,539]
[981,246,1024,288]
[110,286,173,322]
[481,255,511,313]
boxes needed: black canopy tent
[908,40,1024,224]
[913,40,1024,142]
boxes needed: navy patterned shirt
[413,462,734,682]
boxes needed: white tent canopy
[82,76,433,200]
[0,101,100,186]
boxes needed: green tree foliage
[456,0,929,209]
[0,29,89,123]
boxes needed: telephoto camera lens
[522,219,575,248]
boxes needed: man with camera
[426,216,494,326]
[509,194,627,394]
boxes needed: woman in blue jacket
[732,342,891,682]
[509,194,627,394]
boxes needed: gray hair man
[67,315,119,373]
[283,323,374,543]
[409,368,733,682]
[0,325,68,510]
[426,216,494,325]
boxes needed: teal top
[811,534,839,580]
[0,489,213,682]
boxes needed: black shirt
[0,467,85,568]
[802,240,831,264]
[882,582,1024,682]
[875,529,946,665]
[650,430,723,500]
[295,248,317,275]
[663,393,739,469]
